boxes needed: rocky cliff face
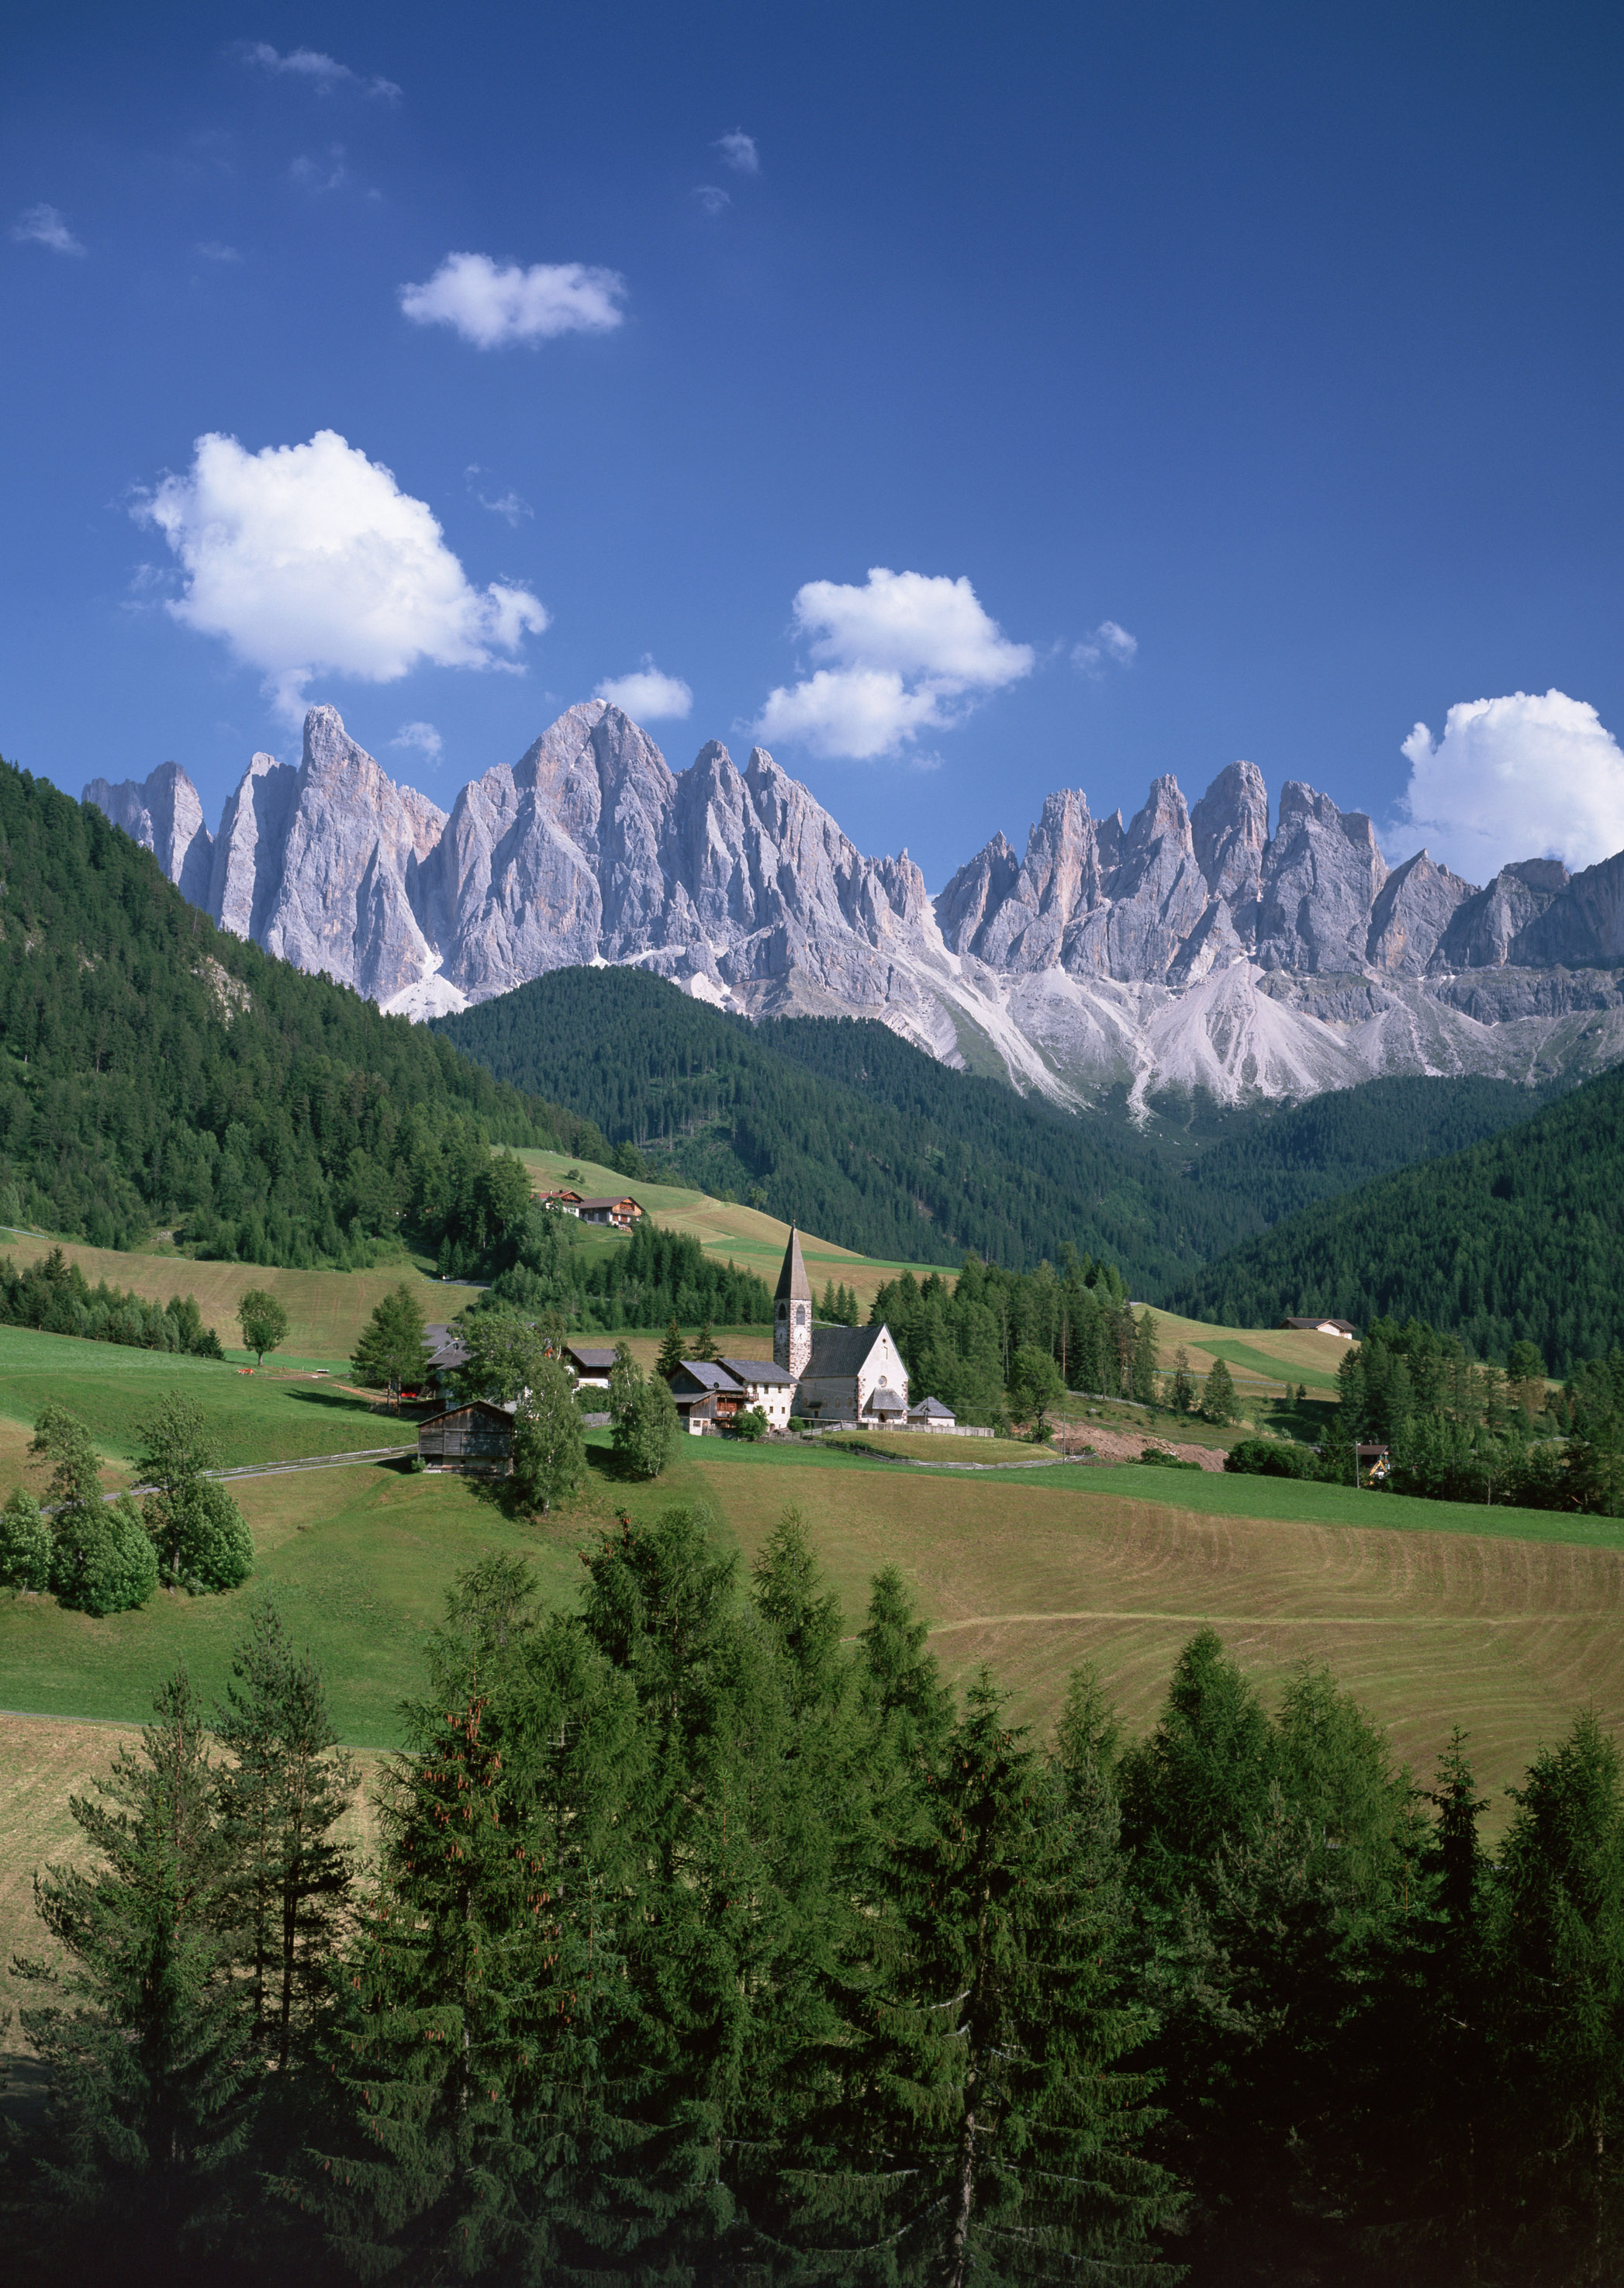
[83,704,1624,1113]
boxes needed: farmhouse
[564,1343,619,1388]
[417,1398,514,1475]
[576,1194,644,1229]
[1280,1315,1359,1337]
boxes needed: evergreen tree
[1201,1356,1239,1424]
[12,1669,257,2279]
[855,1564,954,1768]
[1132,1306,1160,1405]
[348,1284,432,1406]
[655,1312,685,1379]
[511,1356,586,1512]
[236,1288,289,1368]
[1488,1710,1624,2282]
[213,1600,357,2072]
[620,1372,679,1478]
[606,1336,641,1429]
[835,1675,1180,2285]
[1170,1346,1196,1414]
[1118,1626,1274,1916]
[1007,1342,1064,1436]
[693,1317,719,1363]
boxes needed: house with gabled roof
[772,1224,908,1426]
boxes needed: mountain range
[85,700,1624,1112]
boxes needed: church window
[796,1305,806,1325]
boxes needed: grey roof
[805,1323,883,1377]
[673,1360,745,1392]
[867,1387,906,1413]
[720,1356,796,1386]
[565,1344,620,1370]
[429,1338,469,1369]
[909,1396,955,1418]
[775,1223,811,1304]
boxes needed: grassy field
[0,1229,483,1366]
[0,1324,415,1491]
[514,1147,953,1308]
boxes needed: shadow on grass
[282,1386,400,1423]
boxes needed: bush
[1224,1436,1320,1481]
[51,1497,158,1615]
[732,1406,769,1442]
[0,1487,51,1592]
[1136,1446,1203,1471]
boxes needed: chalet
[1280,1316,1358,1338]
[538,1187,585,1212]
[575,1195,645,1231]
[423,1323,469,1394]
[774,1225,908,1426]
[417,1399,514,1476]
[669,1359,747,1433]
[907,1396,957,1431]
[719,1357,796,1429]
[564,1343,619,1388]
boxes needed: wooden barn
[417,1399,515,1476]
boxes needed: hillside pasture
[0,1230,483,1365]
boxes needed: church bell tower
[774,1222,812,1381]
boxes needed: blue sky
[6,0,1624,889]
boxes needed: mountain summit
[85,702,1624,1109]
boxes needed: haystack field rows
[691,1456,1624,1829]
[513,1147,951,1307]
[0,1229,483,1365]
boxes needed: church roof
[720,1356,796,1386]
[775,1223,812,1303]
[805,1324,885,1377]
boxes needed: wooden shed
[417,1399,515,1476]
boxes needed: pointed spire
[775,1222,811,1304]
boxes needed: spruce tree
[1170,1346,1196,1415]
[655,1312,685,1379]
[1201,1356,1239,1425]
[349,1284,432,1406]
[213,1599,357,2071]
[693,1317,719,1363]
[13,1668,257,2278]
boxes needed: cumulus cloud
[135,428,548,721]
[239,42,402,100]
[391,721,443,762]
[1391,689,1624,882]
[693,185,731,216]
[1072,619,1138,675]
[594,662,693,721]
[716,130,759,173]
[755,566,1033,759]
[400,253,626,348]
[12,203,85,256]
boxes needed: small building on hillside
[907,1396,957,1431]
[575,1195,644,1230]
[423,1323,469,1395]
[774,1222,910,1426]
[564,1343,619,1388]
[1280,1315,1358,1338]
[538,1187,585,1212]
[418,1399,514,1476]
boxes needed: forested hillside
[0,759,606,1268]
[437,966,1555,1291]
[1180,1061,1624,1371]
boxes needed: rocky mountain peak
[84,759,213,907]
[1190,759,1269,917]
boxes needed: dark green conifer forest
[8,1536,1624,2288]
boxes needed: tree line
[0,1245,222,1357]
[7,1523,1624,2287]
[480,1211,776,1332]
[0,757,602,1270]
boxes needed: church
[772,1225,910,1426]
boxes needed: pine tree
[693,1318,719,1363]
[655,1312,685,1379]
[1202,1356,1239,1424]
[213,1599,357,2071]
[12,1668,257,2277]
[820,1278,838,1321]
[1170,1346,1196,1414]
[829,1674,1180,2285]
[855,1564,954,1768]
[1132,1306,1160,1405]
[349,1284,432,1407]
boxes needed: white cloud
[693,185,731,216]
[290,147,347,192]
[717,130,759,174]
[135,428,548,721]
[1072,619,1138,675]
[399,253,627,348]
[594,662,693,721]
[195,240,241,262]
[1392,690,1624,882]
[391,721,443,762]
[466,468,533,525]
[239,42,402,101]
[755,566,1033,759]
[12,203,85,256]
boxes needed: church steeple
[774,1222,813,1380]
